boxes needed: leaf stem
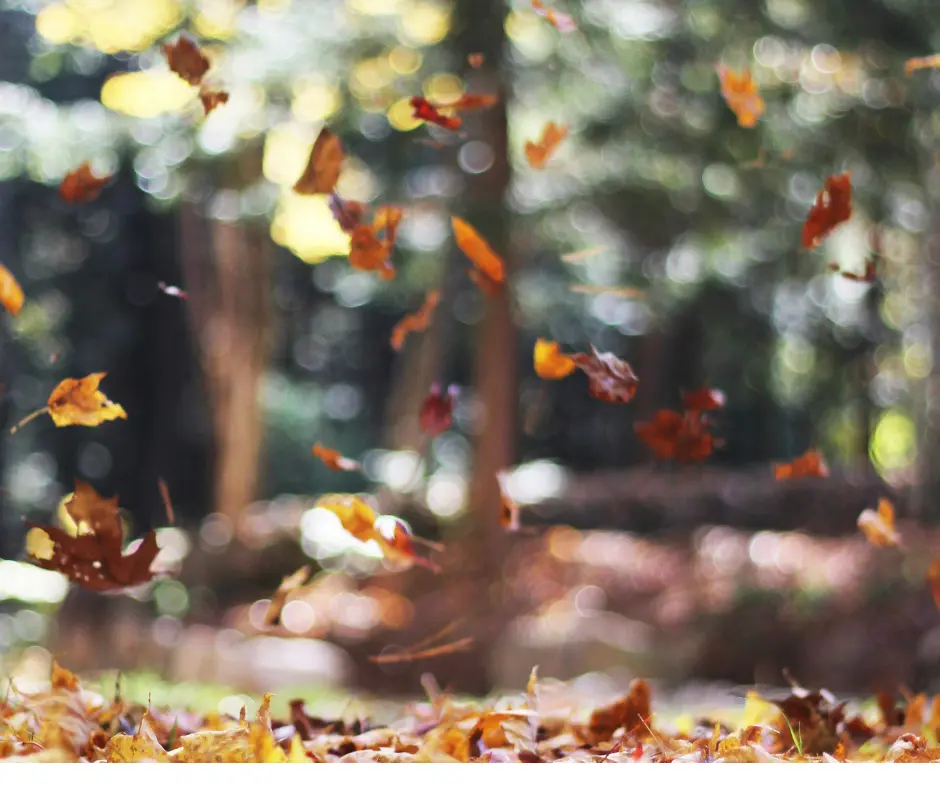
[10,407,49,435]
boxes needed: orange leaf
[163,35,210,86]
[410,97,462,130]
[374,516,439,572]
[25,480,159,591]
[264,565,312,628]
[857,498,899,548]
[802,172,853,249]
[199,87,229,115]
[313,493,379,543]
[635,409,713,463]
[524,122,569,169]
[293,128,344,196]
[46,373,127,428]
[906,55,940,76]
[0,263,24,316]
[716,66,765,128]
[531,0,576,32]
[349,225,395,279]
[438,93,498,112]
[391,290,440,351]
[927,558,940,610]
[681,387,726,413]
[533,338,577,380]
[312,442,360,472]
[451,217,505,295]
[571,346,638,404]
[468,53,485,68]
[773,449,829,480]
[59,163,111,204]
[328,194,367,233]
[588,679,652,744]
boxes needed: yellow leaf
[0,263,24,316]
[26,527,55,560]
[534,338,577,380]
[107,711,170,762]
[313,494,379,543]
[47,373,127,428]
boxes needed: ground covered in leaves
[4,660,940,762]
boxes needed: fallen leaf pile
[6,660,940,762]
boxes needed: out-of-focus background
[0,0,939,710]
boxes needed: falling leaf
[773,449,829,480]
[568,285,646,297]
[451,217,505,295]
[524,122,569,169]
[561,247,607,263]
[12,373,127,434]
[313,493,379,543]
[199,87,229,115]
[468,53,484,68]
[294,128,344,195]
[928,558,940,610]
[157,478,175,525]
[264,565,312,628]
[419,383,458,436]
[374,516,439,572]
[163,35,210,86]
[328,194,368,233]
[497,472,520,532]
[391,290,440,351]
[410,97,462,131]
[681,387,726,413]
[857,498,899,548]
[570,346,638,404]
[158,282,188,300]
[0,264,24,316]
[716,66,765,128]
[59,163,111,204]
[312,442,361,472]
[26,480,160,591]
[635,409,714,463]
[802,172,853,249]
[531,0,577,32]
[906,55,940,75]
[347,206,402,280]
[438,94,498,112]
[533,338,577,380]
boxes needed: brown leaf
[906,55,940,76]
[588,679,652,744]
[773,449,829,480]
[199,87,229,115]
[293,128,344,195]
[163,35,210,86]
[635,409,714,463]
[570,346,638,404]
[524,122,569,169]
[391,290,440,351]
[0,263,24,316]
[468,53,484,68]
[59,163,111,204]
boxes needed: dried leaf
[107,712,170,763]
[452,217,505,295]
[524,122,569,169]
[163,35,210,85]
[26,481,159,591]
[635,409,714,463]
[328,194,368,233]
[857,498,899,548]
[59,163,111,204]
[294,128,344,195]
[313,494,379,543]
[410,97,462,130]
[264,565,312,628]
[0,264,24,316]
[773,449,829,480]
[312,442,361,472]
[199,87,229,115]
[419,383,458,436]
[588,679,652,744]
[716,66,765,128]
[391,290,440,351]
[681,387,726,413]
[802,172,853,249]
[533,338,577,380]
[531,0,577,32]
[570,346,638,404]
[47,373,127,428]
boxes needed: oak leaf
[163,35,210,86]
[533,338,577,380]
[59,163,111,204]
[294,128,344,195]
[802,172,852,249]
[0,263,24,316]
[391,290,440,351]
[328,194,367,232]
[524,122,568,169]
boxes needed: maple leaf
[294,128,344,196]
[410,97,462,130]
[681,387,726,413]
[452,217,505,295]
[857,498,899,548]
[199,87,229,115]
[635,409,714,463]
[391,290,440,351]
[264,565,312,628]
[59,163,111,204]
[802,172,853,249]
[163,35,210,86]
[12,372,127,434]
[25,480,160,591]
[524,122,569,169]
[716,66,765,128]
[773,449,829,480]
[419,383,458,436]
[570,346,639,404]
[312,442,361,472]
[531,0,577,32]
[0,263,24,316]
[533,338,577,380]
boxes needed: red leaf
[420,383,458,436]
[570,346,639,404]
[59,163,111,204]
[163,35,210,86]
[410,97,462,131]
[635,409,714,463]
[802,172,852,249]
[681,387,726,413]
